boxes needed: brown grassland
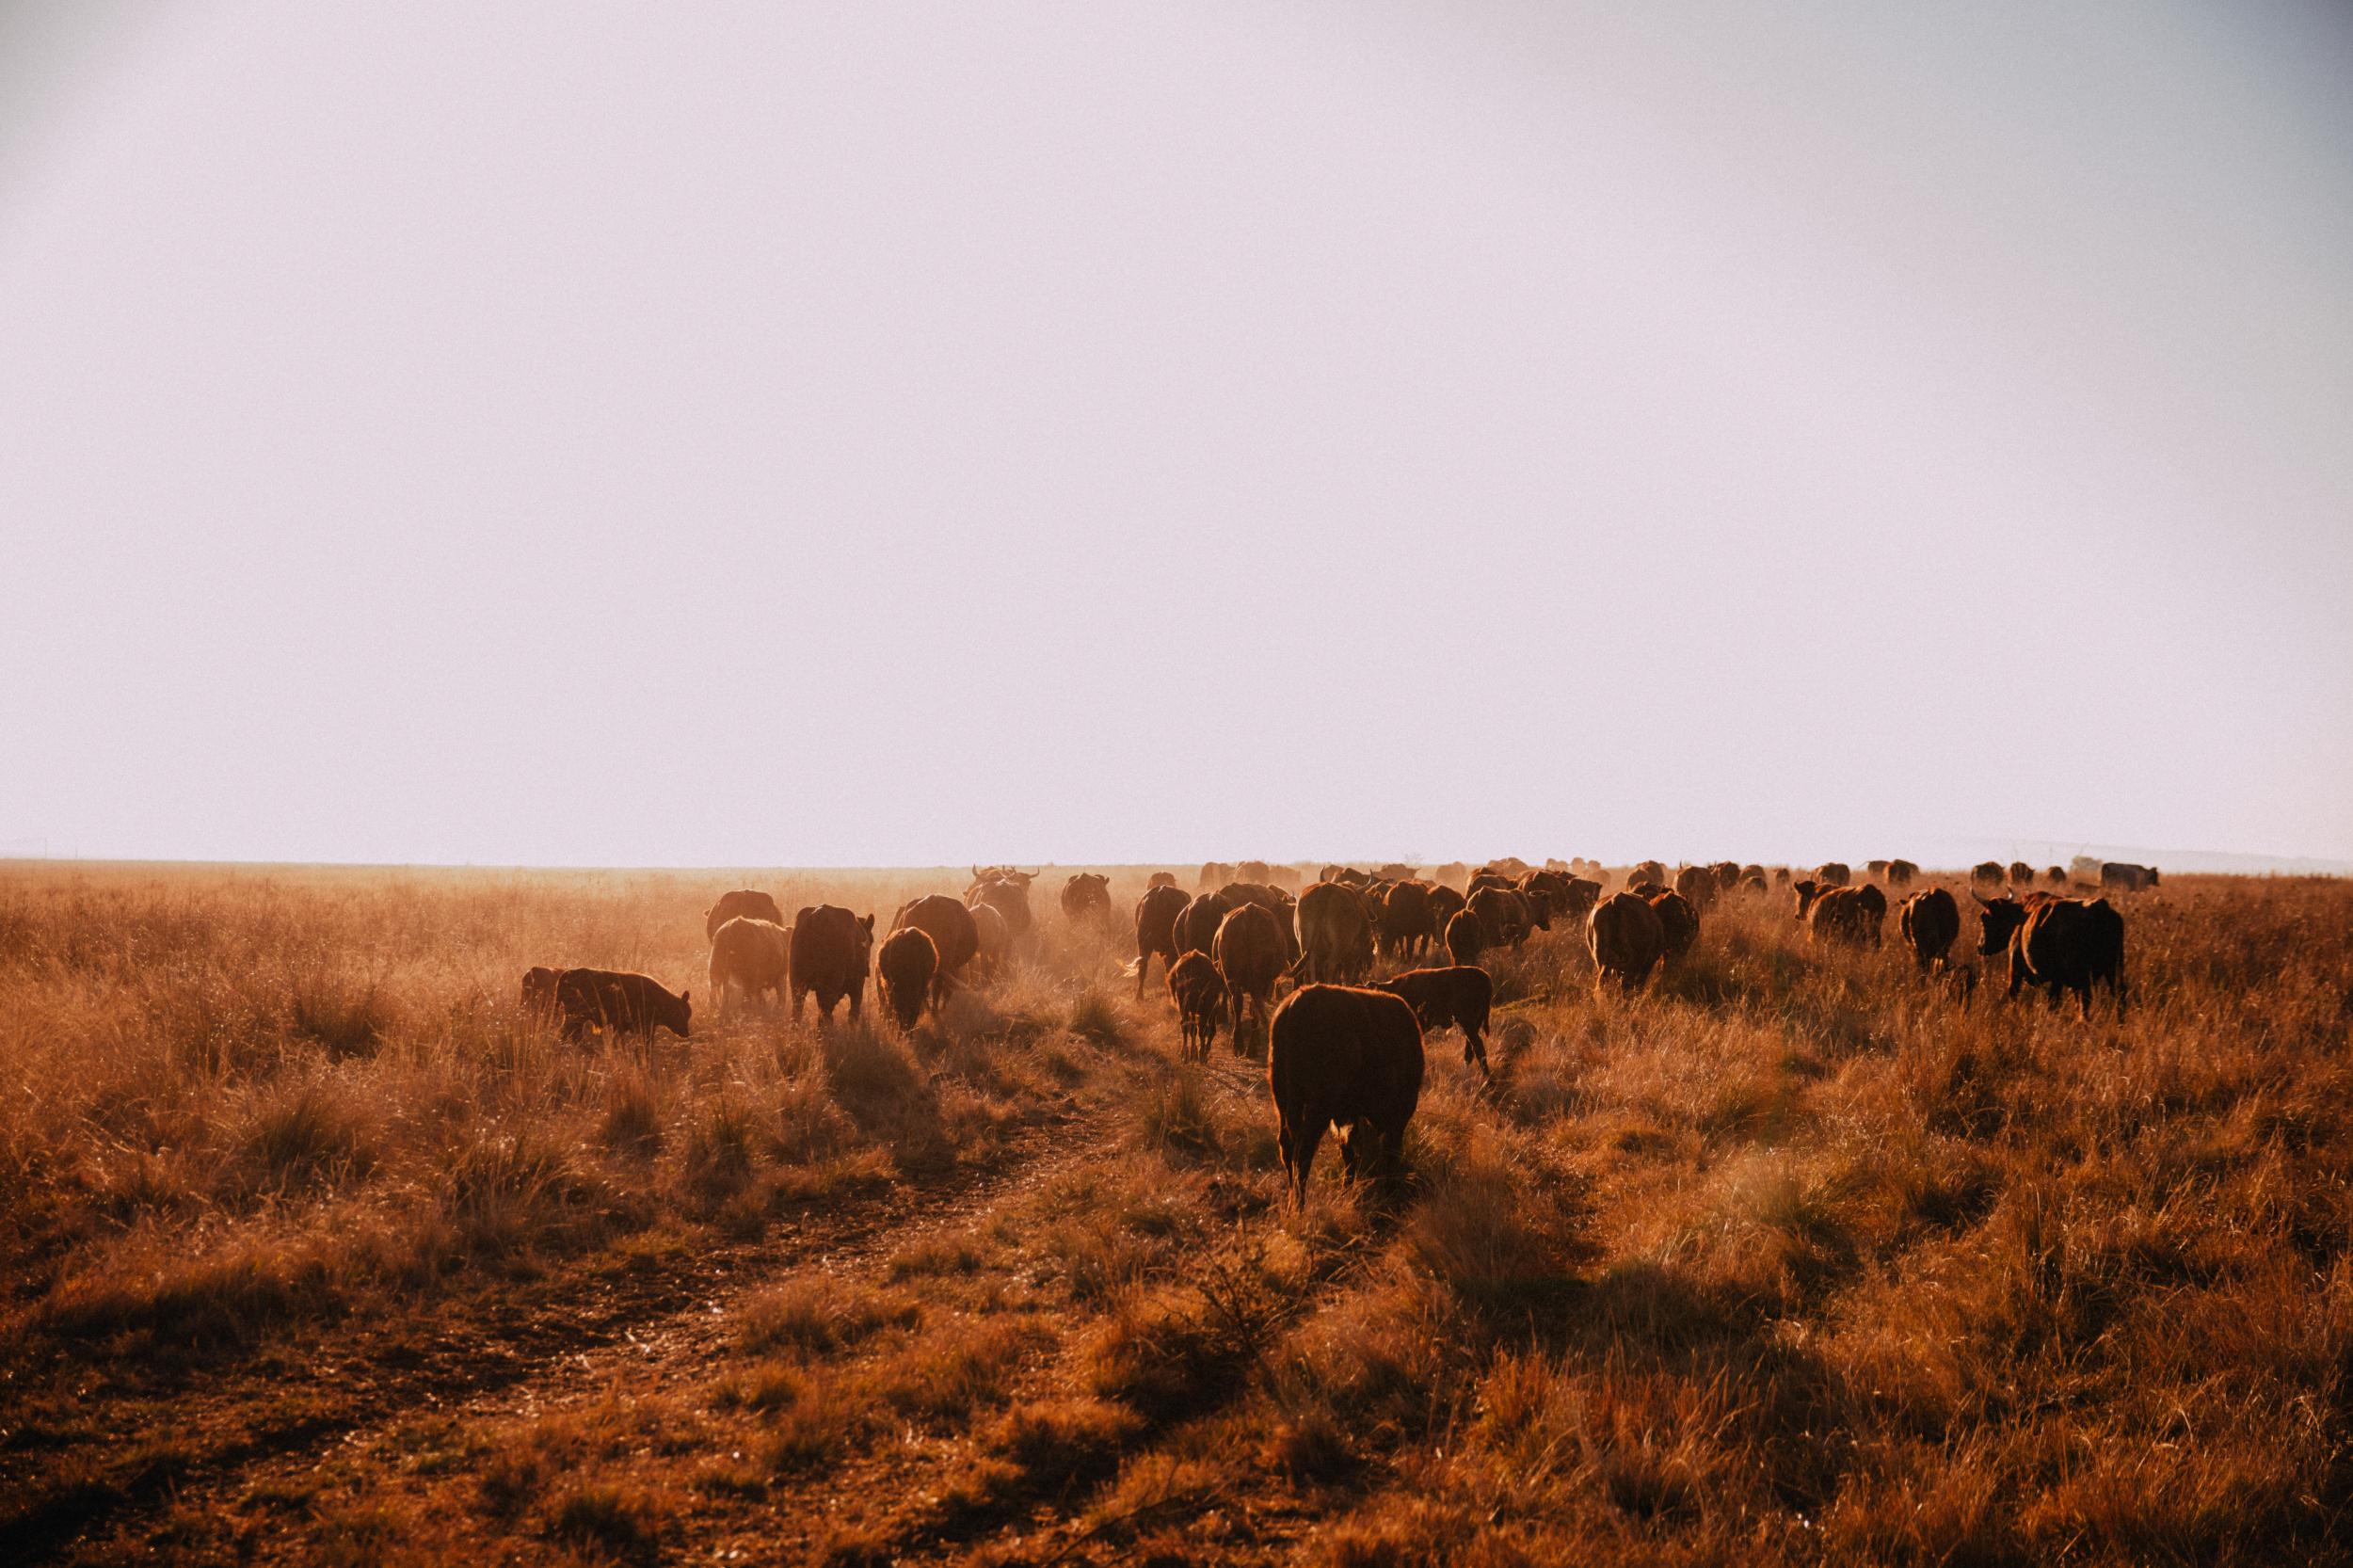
[4,862,2352,1565]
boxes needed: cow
[1465,870,1515,897]
[1294,880,1376,984]
[969,902,1010,976]
[967,869,1037,938]
[709,916,791,1015]
[554,968,691,1043]
[1884,859,1918,888]
[1792,878,1830,920]
[1814,862,1851,888]
[1627,860,1668,890]
[1375,864,1418,884]
[1865,859,1890,880]
[1897,888,1961,971]
[876,926,938,1031]
[1587,892,1666,993]
[1220,882,1301,964]
[1175,890,1233,957]
[1433,862,1471,890]
[1376,966,1494,1073]
[520,966,563,1016]
[789,905,873,1024]
[1444,908,1484,965]
[1648,889,1699,965]
[1976,893,2127,1015]
[1268,864,1304,890]
[1267,984,1425,1206]
[1213,902,1289,1056]
[1805,885,1886,948]
[1772,867,1791,887]
[1060,872,1113,927]
[2101,862,2160,892]
[704,889,784,943]
[1738,868,1769,893]
[1375,879,1434,960]
[893,895,981,1004]
[1481,856,1532,881]
[1147,871,1179,890]
[1673,864,1717,913]
[1425,883,1467,936]
[1553,876,1603,920]
[1320,864,1359,886]
[1468,886,1532,950]
[1237,859,1274,887]
[2045,866,2068,887]
[1199,862,1236,889]
[1971,861,2007,887]
[2008,861,2035,888]
[1132,883,1193,1000]
[1167,952,1225,1061]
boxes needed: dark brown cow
[1237,859,1273,886]
[1468,886,1532,950]
[2008,861,2035,888]
[1804,885,1885,948]
[789,905,873,1023]
[2045,866,2068,887]
[1219,883,1301,964]
[1213,902,1288,1056]
[709,916,790,1014]
[876,926,938,1030]
[704,888,784,942]
[1587,892,1666,993]
[1543,875,1603,920]
[1132,883,1192,1000]
[1897,888,1960,971]
[1060,872,1113,927]
[2100,862,2160,892]
[1147,871,1179,889]
[1198,862,1235,889]
[1971,861,2007,887]
[1425,883,1467,936]
[1481,856,1532,881]
[1738,868,1769,892]
[1814,862,1851,887]
[1295,880,1376,984]
[520,966,563,1016]
[1168,952,1225,1061]
[554,968,692,1042]
[893,895,980,1005]
[1976,893,2126,1015]
[1175,890,1233,957]
[1375,863,1418,884]
[1376,879,1434,960]
[1673,864,1717,913]
[1268,984,1425,1206]
[1865,859,1890,880]
[1710,861,1742,894]
[1443,908,1484,965]
[1648,889,1699,965]
[1268,864,1304,890]
[1627,860,1668,890]
[967,869,1037,938]
[969,902,1010,976]
[1433,862,1471,889]
[1772,867,1792,887]
[1376,966,1494,1072]
[1884,859,1919,887]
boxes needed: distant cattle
[1865,859,1890,880]
[1971,861,2007,887]
[1198,862,1235,889]
[554,968,692,1043]
[1977,893,2127,1015]
[968,902,1010,974]
[1375,880,1435,960]
[1132,884,1193,1000]
[1738,868,1769,892]
[1772,868,1792,887]
[1647,889,1699,965]
[1376,966,1494,1072]
[1814,862,1851,888]
[876,926,938,1030]
[1803,884,1886,948]
[1673,864,1717,913]
[704,889,784,942]
[1237,860,1273,886]
[1320,864,1362,886]
[1433,862,1471,889]
[2101,862,2160,892]
[1167,952,1225,1061]
[1175,890,1233,957]
[893,895,981,1000]
[1468,886,1533,950]
[1710,861,1741,893]
[1268,984,1425,1206]
[1375,863,1418,884]
[709,916,791,1014]
[2045,866,2068,887]
[1897,888,1960,971]
[1268,864,1304,889]
[1147,872,1179,890]
[789,905,873,1023]
[1295,881,1376,984]
[967,869,1037,938]
[1587,892,1667,993]
[1884,859,1918,888]
[1443,908,1484,965]
[1060,872,1113,927]
[1213,902,1289,1055]
[2008,861,2035,887]
[1627,860,1668,890]
[1425,883,1467,939]
[520,966,563,1016]
[1481,856,1532,881]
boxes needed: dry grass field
[4,862,2352,1565]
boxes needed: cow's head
[1792,879,1819,918]
[1974,894,2027,954]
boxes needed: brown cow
[969,902,1010,976]
[1425,883,1467,936]
[1168,951,1225,1061]
[1377,965,1494,1072]
[1814,862,1851,887]
[1587,892,1666,993]
[1976,893,2126,1015]
[1199,861,1236,889]
[967,869,1036,938]
[1541,875,1602,920]
[2008,861,2035,888]
[554,968,692,1042]
[1268,984,1425,1206]
[1236,859,1273,887]
[1673,864,1717,913]
[1897,888,1960,971]
[1971,861,2007,887]
[1443,908,1484,965]
[876,926,938,1031]
[1468,886,1532,950]
[1648,889,1699,965]
[709,916,791,1014]
[1219,882,1301,964]
[789,905,873,1023]
[1060,872,1113,927]
[893,895,980,1004]
[1268,864,1304,890]
[1132,883,1192,1000]
[1375,863,1418,884]
[520,966,563,1016]
[1884,859,1919,888]
[1376,879,1434,960]
[1865,859,1890,880]
[1738,868,1769,892]
[1175,890,1233,957]
[1626,860,1669,890]
[2100,862,2160,892]
[704,888,783,942]
[1433,862,1471,889]
[1147,871,1179,889]
[1805,885,1885,948]
[1213,902,1288,1056]
[2045,866,2068,887]
[1295,881,1376,984]
[1772,867,1792,887]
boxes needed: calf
[1375,966,1494,1072]
[554,969,692,1043]
[876,926,938,1031]
[1167,951,1226,1062]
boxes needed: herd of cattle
[517,856,2154,1203]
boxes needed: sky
[2,1,2348,869]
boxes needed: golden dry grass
[3,862,2350,1565]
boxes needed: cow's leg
[1464,1024,1487,1074]
[1134,951,1148,1001]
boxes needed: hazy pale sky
[3,2,2348,867]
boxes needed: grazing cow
[1738,868,1769,892]
[969,902,1010,976]
[1268,984,1425,1206]
[1976,894,2127,1015]
[1376,965,1494,1072]
[2008,861,2035,888]
[1433,862,1471,889]
[520,966,563,1016]
[1444,908,1484,965]
[1468,886,1533,950]
[1213,902,1288,1056]
[1147,871,1179,890]
[876,926,938,1031]
[1295,881,1376,984]
[1587,892,1667,993]
[1060,872,1113,927]
[789,905,873,1023]
[1167,952,1225,1061]
[1375,863,1418,884]
[1805,885,1886,948]
[1376,879,1435,960]
[893,895,981,1003]
[1175,890,1233,957]
[1673,864,1717,913]
[1885,859,1919,888]
[1627,860,1669,890]
[555,968,691,1042]
[709,916,791,1014]
[1814,862,1851,888]
[1648,889,1699,965]
[704,889,784,943]
[1897,888,1961,971]
[1132,883,1193,1000]
[967,869,1037,938]
[2101,862,2160,892]
[2045,866,2068,887]
[1971,861,2007,887]
[1865,859,1890,880]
